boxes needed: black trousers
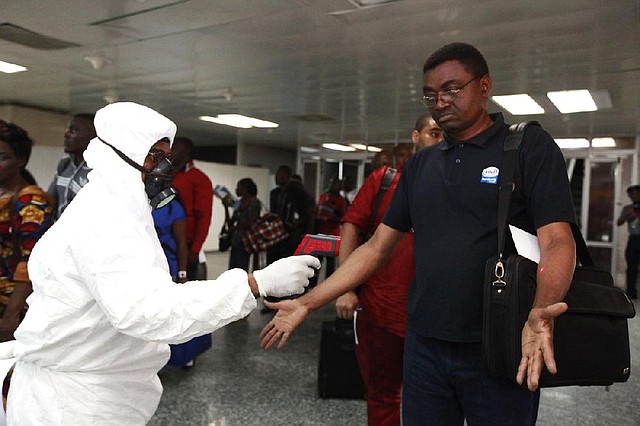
[187,261,207,281]
[624,235,640,298]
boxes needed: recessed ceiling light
[199,114,278,129]
[491,94,544,115]
[591,137,616,148]
[555,138,590,149]
[349,143,382,152]
[300,146,319,153]
[547,90,597,114]
[200,115,250,128]
[0,59,27,74]
[322,143,356,152]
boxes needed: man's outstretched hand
[516,302,568,391]
[260,299,310,349]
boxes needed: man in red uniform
[334,142,431,426]
[315,178,348,278]
[171,137,213,280]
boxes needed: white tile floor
[149,251,640,426]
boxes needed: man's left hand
[259,299,309,349]
[516,302,568,391]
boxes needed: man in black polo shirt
[261,42,576,425]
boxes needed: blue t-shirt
[383,113,576,342]
[151,199,187,277]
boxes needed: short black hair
[627,185,640,193]
[423,42,489,79]
[173,136,193,150]
[73,113,95,122]
[0,119,33,163]
[277,165,292,177]
[238,177,257,196]
[414,114,434,132]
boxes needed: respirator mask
[98,137,177,209]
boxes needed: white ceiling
[1,0,639,150]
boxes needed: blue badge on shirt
[480,166,499,184]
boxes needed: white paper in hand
[509,225,540,263]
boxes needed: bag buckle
[492,260,507,288]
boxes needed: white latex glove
[252,255,321,298]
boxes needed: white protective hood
[85,101,177,213]
[6,102,257,426]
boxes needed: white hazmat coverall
[4,102,317,425]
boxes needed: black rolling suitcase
[317,318,366,399]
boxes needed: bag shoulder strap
[497,122,538,256]
[498,121,593,266]
[365,166,397,237]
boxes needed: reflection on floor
[148,252,640,426]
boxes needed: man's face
[0,141,24,185]
[275,169,289,186]
[144,139,172,175]
[64,117,96,154]
[412,118,444,150]
[373,151,393,169]
[170,141,189,171]
[393,145,413,168]
[329,179,341,194]
[628,189,640,204]
[423,60,491,140]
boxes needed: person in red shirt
[333,143,413,426]
[314,178,348,277]
[171,137,213,280]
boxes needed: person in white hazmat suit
[2,102,320,425]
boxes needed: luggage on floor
[317,318,365,399]
[167,333,212,367]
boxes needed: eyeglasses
[421,76,479,108]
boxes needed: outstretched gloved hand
[252,255,321,298]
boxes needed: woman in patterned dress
[0,120,53,343]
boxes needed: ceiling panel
[0,0,638,150]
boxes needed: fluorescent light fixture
[199,114,278,129]
[547,90,597,113]
[591,137,616,148]
[200,115,250,128]
[218,114,278,128]
[322,143,356,152]
[491,94,544,115]
[555,138,589,149]
[300,146,319,153]
[0,60,27,74]
[349,143,383,152]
